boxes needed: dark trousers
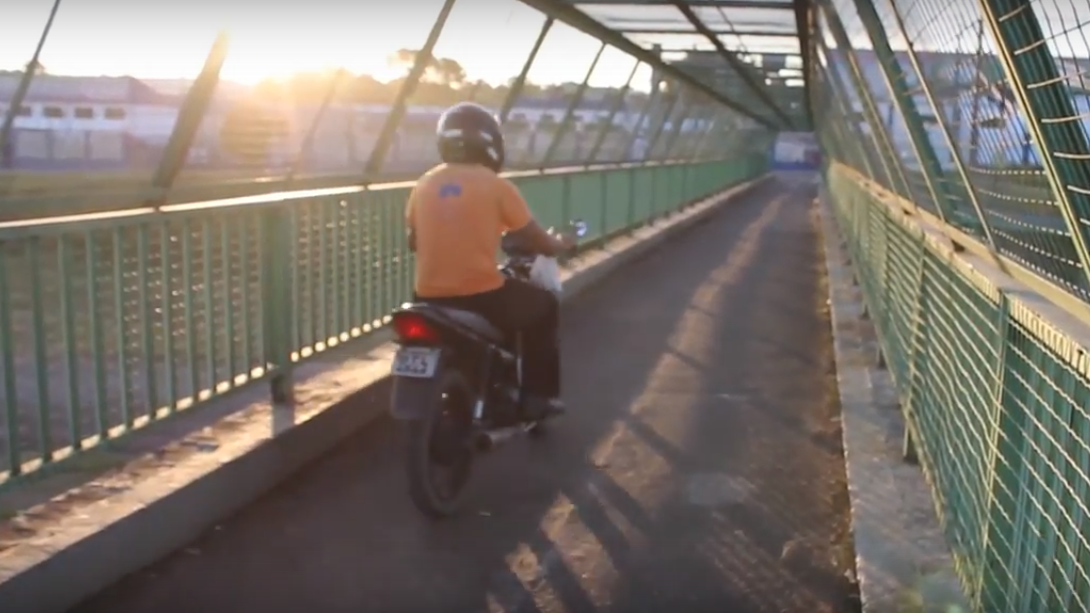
[417,279,560,397]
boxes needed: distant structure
[0,73,675,174]
[0,74,181,171]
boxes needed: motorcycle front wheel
[405,369,476,518]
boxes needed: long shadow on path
[72,178,856,613]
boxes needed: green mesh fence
[816,0,1090,609]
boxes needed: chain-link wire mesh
[825,0,1090,299]
[817,0,1090,610]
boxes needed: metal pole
[623,81,661,162]
[541,41,607,166]
[540,41,610,165]
[285,70,349,183]
[667,102,706,161]
[586,60,641,165]
[969,19,985,167]
[817,44,894,190]
[683,105,720,161]
[977,0,1090,290]
[640,88,675,161]
[690,108,724,161]
[643,89,681,161]
[817,61,877,181]
[658,94,695,161]
[499,17,554,123]
[877,1,997,247]
[699,108,740,160]
[0,0,63,169]
[148,31,231,205]
[365,0,457,177]
[814,19,913,206]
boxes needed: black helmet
[436,102,505,172]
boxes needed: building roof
[0,74,180,105]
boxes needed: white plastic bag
[528,255,563,294]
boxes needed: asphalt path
[73,175,858,613]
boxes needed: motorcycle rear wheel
[405,369,476,518]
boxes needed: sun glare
[219,38,404,85]
[1,0,645,89]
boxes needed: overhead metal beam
[614,28,798,37]
[791,0,814,129]
[670,0,795,128]
[565,0,793,7]
[515,0,780,129]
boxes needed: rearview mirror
[571,219,588,238]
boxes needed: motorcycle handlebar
[500,218,587,258]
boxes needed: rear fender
[390,366,447,421]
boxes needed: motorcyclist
[404,102,574,419]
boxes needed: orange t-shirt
[406,163,533,298]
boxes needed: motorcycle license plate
[391,347,440,378]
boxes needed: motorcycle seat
[435,307,504,343]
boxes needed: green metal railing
[816,0,1090,608]
[0,154,769,487]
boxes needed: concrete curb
[817,192,970,613]
[0,174,772,613]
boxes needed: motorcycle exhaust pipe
[473,426,524,452]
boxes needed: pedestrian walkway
[71,178,858,613]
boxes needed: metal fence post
[262,204,296,404]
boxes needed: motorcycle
[387,220,588,518]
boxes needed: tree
[218,98,291,166]
[237,59,629,110]
[433,57,466,88]
[388,48,467,89]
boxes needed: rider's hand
[547,227,576,252]
[559,232,577,250]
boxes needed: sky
[0,0,659,89]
